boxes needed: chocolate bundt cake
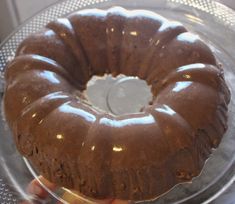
[3,7,230,201]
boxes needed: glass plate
[0,0,235,203]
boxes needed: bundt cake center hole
[84,74,152,115]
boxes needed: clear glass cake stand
[0,0,235,203]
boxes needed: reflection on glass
[183,74,191,79]
[59,103,96,122]
[184,14,204,25]
[130,31,138,36]
[56,134,64,140]
[177,32,198,43]
[40,71,60,84]
[113,145,123,152]
[177,63,205,72]
[31,113,37,118]
[58,18,73,29]
[172,81,192,92]
[156,105,175,115]
[91,146,95,151]
[100,114,155,127]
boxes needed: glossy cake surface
[3,7,230,201]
